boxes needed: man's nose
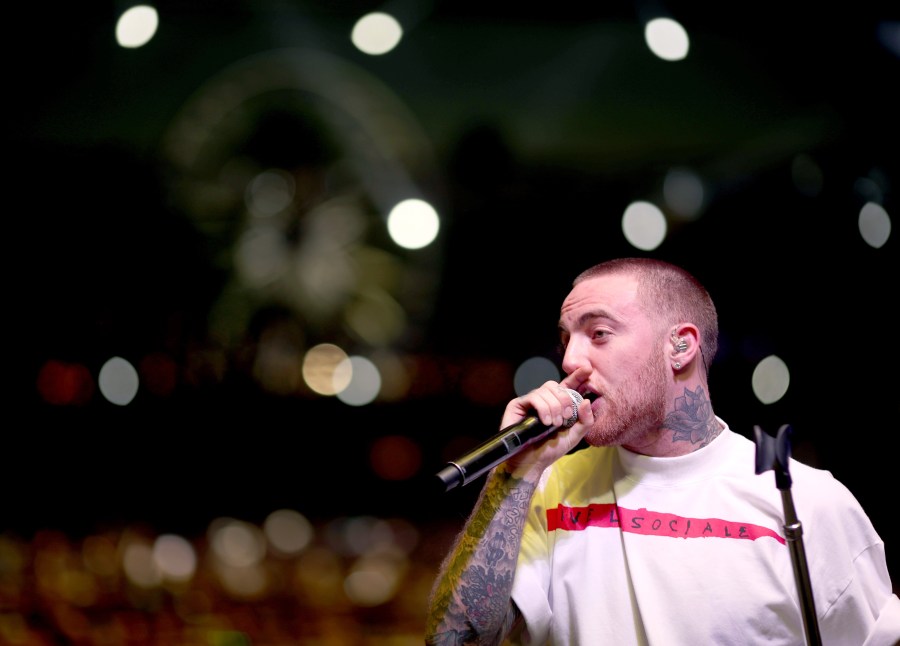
[561,338,589,375]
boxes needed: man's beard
[582,350,669,448]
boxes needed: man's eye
[593,330,608,339]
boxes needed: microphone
[435,389,592,492]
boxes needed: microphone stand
[753,424,821,646]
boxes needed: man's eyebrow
[558,309,616,333]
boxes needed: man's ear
[669,324,700,370]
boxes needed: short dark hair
[574,258,719,369]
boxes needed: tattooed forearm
[425,467,536,646]
[664,386,722,447]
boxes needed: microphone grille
[563,388,584,427]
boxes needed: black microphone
[435,389,592,492]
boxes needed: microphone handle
[435,415,557,492]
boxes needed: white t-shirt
[511,421,900,645]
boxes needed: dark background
[7,1,899,583]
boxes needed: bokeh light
[858,201,891,248]
[116,4,159,49]
[351,12,404,55]
[153,534,197,583]
[663,167,705,220]
[37,360,94,406]
[621,200,667,251]
[387,198,440,250]
[514,356,560,396]
[263,509,314,557]
[122,540,162,588]
[644,17,690,61]
[336,355,382,406]
[303,343,351,395]
[751,355,790,405]
[209,518,266,568]
[98,356,140,406]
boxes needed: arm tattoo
[664,386,721,447]
[425,468,536,646]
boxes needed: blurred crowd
[0,510,454,645]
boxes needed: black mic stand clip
[753,424,822,646]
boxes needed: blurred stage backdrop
[6,2,899,644]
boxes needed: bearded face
[582,344,669,448]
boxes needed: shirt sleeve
[799,464,900,645]
[862,591,900,646]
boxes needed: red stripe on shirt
[547,503,785,544]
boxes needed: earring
[673,338,688,353]
[674,361,682,370]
